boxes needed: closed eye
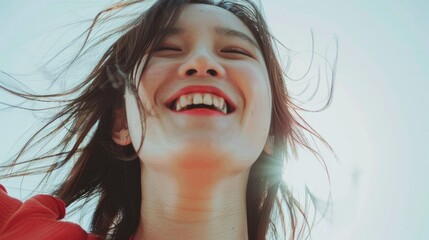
[153,46,182,52]
[221,48,252,57]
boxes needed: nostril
[186,69,197,75]
[207,69,217,76]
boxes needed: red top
[0,185,101,240]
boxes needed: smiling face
[125,3,272,174]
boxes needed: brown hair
[0,0,335,239]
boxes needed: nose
[178,47,225,78]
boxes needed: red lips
[165,85,236,112]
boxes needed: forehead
[173,3,255,40]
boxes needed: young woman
[0,0,334,239]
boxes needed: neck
[133,164,250,240]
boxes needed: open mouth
[166,93,235,115]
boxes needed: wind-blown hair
[0,0,335,239]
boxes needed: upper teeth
[174,93,228,114]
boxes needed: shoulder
[0,184,101,240]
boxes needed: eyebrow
[214,27,259,49]
[163,27,183,36]
[162,26,259,49]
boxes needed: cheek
[234,64,272,111]
[233,64,272,140]
[142,59,178,82]
[138,62,174,107]
[248,84,271,134]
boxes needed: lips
[164,85,236,113]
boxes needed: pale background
[0,0,428,239]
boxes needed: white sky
[0,1,428,239]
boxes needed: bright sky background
[0,1,428,239]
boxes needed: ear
[263,136,274,155]
[112,108,131,146]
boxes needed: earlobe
[112,108,131,146]
[263,136,274,155]
[112,129,131,146]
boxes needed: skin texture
[114,4,272,239]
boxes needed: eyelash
[154,46,252,57]
[154,46,181,52]
[221,48,252,57]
